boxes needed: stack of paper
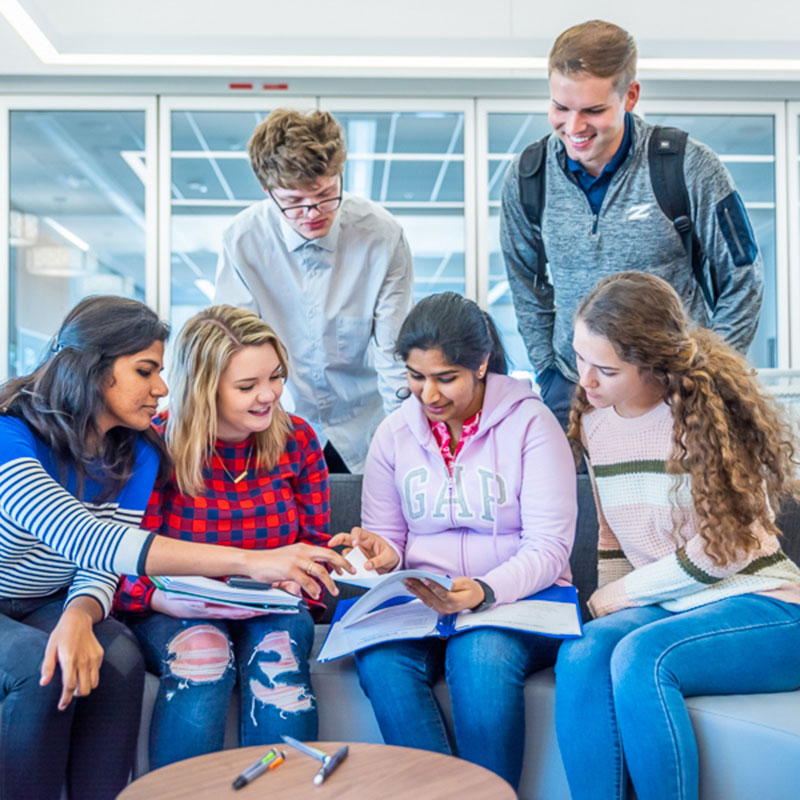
[150,575,301,613]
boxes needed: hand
[404,576,485,615]
[586,582,626,619]
[150,589,270,620]
[240,543,354,600]
[271,580,303,597]
[328,527,400,573]
[40,603,104,711]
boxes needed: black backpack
[517,126,717,309]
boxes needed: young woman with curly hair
[554,272,800,800]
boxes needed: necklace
[215,445,253,484]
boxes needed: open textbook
[150,575,301,613]
[318,551,583,662]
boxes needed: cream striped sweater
[582,402,800,617]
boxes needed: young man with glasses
[214,109,413,473]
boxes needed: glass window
[331,110,468,302]
[486,113,551,373]
[168,109,275,331]
[646,113,778,368]
[8,110,146,376]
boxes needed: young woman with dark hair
[0,296,349,800]
[555,272,800,800]
[330,292,577,789]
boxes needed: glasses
[269,179,343,220]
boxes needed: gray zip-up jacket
[500,115,764,382]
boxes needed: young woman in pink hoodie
[330,292,577,789]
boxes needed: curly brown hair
[248,108,346,190]
[567,271,799,567]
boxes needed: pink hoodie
[361,372,577,607]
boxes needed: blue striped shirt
[0,416,157,616]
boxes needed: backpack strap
[517,134,551,286]
[648,126,717,309]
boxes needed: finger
[423,579,452,600]
[309,563,339,596]
[367,547,398,572]
[40,644,57,687]
[307,547,354,575]
[77,660,93,699]
[293,567,323,599]
[58,662,78,711]
[328,533,353,548]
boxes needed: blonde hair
[568,272,799,567]
[549,20,638,93]
[248,108,347,190]
[167,305,290,495]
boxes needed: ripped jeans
[129,607,316,769]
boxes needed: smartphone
[225,576,275,590]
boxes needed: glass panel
[331,110,467,302]
[486,113,550,373]
[169,109,276,330]
[9,109,146,376]
[647,113,777,368]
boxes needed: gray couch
[132,473,800,798]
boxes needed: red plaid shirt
[115,415,329,613]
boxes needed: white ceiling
[2,0,800,79]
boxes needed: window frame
[0,94,158,379]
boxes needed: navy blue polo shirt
[566,112,632,215]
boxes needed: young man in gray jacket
[501,20,764,428]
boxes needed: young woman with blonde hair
[117,305,336,768]
[555,271,800,800]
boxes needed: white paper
[454,597,582,637]
[161,590,299,614]
[340,570,453,627]
[318,600,440,661]
[152,575,301,608]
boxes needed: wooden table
[118,741,516,799]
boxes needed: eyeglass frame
[267,176,343,219]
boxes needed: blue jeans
[355,628,560,789]
[0,591,145,800]
[555,595,800,800]
[129,607,316,769]
[537,365,575,432]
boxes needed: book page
[454,593,582,637]
[340,570,453,627]
[318,600,440,662]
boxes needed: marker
[313,745,349,785]
[232,748,284,790]
[281,735,328,762]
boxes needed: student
[555,272,800,800]
[330,292,577,789]
[214,108,413,473]
[117,305,331,768]
[0,296,348,800]
[501,20,764,428]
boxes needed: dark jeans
[0,590,145,800]
[537,365,576,432]
[128,607,317,769]
[323,441,350,474]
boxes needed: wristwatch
[470,579,495,613]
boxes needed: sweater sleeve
[499,155,556,375]
[360,417,408,566]
[114,484,164,614]
[478,402,577,606]
[587,526,778,617]
[0,421,155,577]
[684,139,764,352]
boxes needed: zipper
[723,206,747,261]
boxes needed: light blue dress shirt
[214,192,413,472]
